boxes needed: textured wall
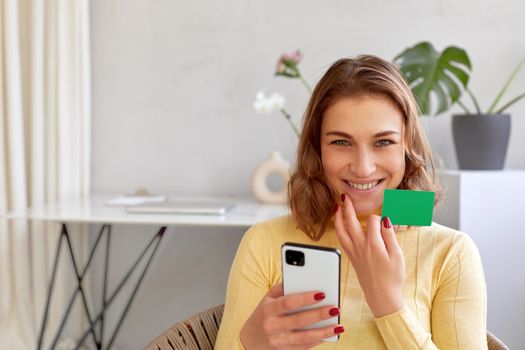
[91,0,525,196]
[90,0,525,348]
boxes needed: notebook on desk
[125,199,235,215]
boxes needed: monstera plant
[395,41,525,170]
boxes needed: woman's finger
[341,194,364,243]
[334,205,354,251]
[366,215,387,252]
[287,323,345,345]
[380,216,401,257]
[265,282,284,299]
[275,343,322,350]
[281,305,339,331]
[268,291,326,317]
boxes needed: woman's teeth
[346,180,381,191]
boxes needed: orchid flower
[253,91,300,138]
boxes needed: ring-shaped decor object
[252,152,291,204]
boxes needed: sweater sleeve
[430,233,487,349]
[374,233,487,350]
[215,224,276,350]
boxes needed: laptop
[125,199,235,216]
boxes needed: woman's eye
[331,140,350,146]
[375,139,394,147]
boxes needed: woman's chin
[352,203,381,217]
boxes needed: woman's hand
[239,283,344,350]
[335,194,406,318]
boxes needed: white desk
[4,195,289,350]
[5,195,289,226]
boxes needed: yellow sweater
[215,215,487,349]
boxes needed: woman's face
[321,95,406,216]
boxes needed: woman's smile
[345,178,384,191]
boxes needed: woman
[215,55,487,349]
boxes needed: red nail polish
[334,325,345,334]
[329,308,340,316]
[313,292,325,301]
[340,193,345,202]
[334,204,339,214]
[382,216,392,228]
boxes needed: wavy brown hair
[288,55,443,241]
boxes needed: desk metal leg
[74,226,166,350]
[38,224,99,349]
[48,224,110,349]
[37,224,166,350]
[104,226,165,350]
[37,226,66,350]
[100,225,111,348]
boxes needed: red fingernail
[341,193,345,202]
[313,292,325,301]
[334,204,339,213]
[382,216,392,228]
[334,325,345,334]
[329,307,340,316]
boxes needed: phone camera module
[285,250,305,266]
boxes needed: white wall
[90,0,525,348]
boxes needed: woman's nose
[350,149,376,177]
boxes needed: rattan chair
[145,304,509,350]
[145,305,224,350]
[487,330,510,350]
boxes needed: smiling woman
[291,56,442,241]
[215,55,487,350]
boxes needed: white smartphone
[281,242,341,342]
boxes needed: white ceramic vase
[252,152,291,204]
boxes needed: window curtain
[0,0,91,348]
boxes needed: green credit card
[381,189,435,226]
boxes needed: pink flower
[275,50,303,78]
[281,50,303,65]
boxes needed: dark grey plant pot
[452,114,511,170]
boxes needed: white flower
[269,93,285,110]
[253,91,286,114]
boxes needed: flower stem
[280,109,300,139]
[299,75,313,94]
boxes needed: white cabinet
[434,170,525,349]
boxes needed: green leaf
[394,42,472,116]
[440,73,461,101]
[488,56,525,113]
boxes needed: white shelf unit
[434,170,525,349]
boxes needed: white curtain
[0,0,91,348]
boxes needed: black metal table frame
[36,223,167,350]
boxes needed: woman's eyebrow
[374,130,400,137]
[325,130,400,138]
